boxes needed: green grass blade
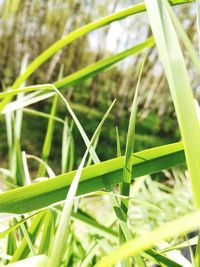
[164,0,200,74]
[52,86,102,164]
[19,222,35,257]
[0,211,42,239]
[48,100,115,267]
[86,132,100,167]
[0,141,185,214]
[48,154,88,267]
[94,211,200,267]
[22,108,64,124]
[11,55,28,185]
[12,3,146,87]
[6,255,48,267]
[145,0,200,209]
[61,118,73,173]
[6,229,17,261]
[68,132,74,172]
[0,1,192,111]
[0,84,53,99]
[71,210,118,242]
[120,56,145,224]
[119,56,146,267]
[54,38,154,91]
[10,212,45,263]
[196,0,200,54]
[1,38,154,113]
[38,210,55,255]
[26,154,55,179]
[116,127,122,157]
[0,3,147,111]
[61,118,70,173]
[22,151,31,185]
[37,94,58,177]
[2,92,55,114]
[5,112,13,180]
[79,241,98,267]
[143,250,185,267]
[4,0,195,91]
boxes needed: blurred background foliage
[0,0,198,171]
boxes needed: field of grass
[0,0,200,266]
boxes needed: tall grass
[0,1,200,266]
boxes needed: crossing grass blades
[0,0,200,266]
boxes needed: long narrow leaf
[0,1,193,111]
[145,0,200,209]
[94,212,200,267]
[54,38,154,91]
[0,142,185,214]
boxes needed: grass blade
[2,92,55,114]
[54,38,154,91]
[61,119,74,173]
[164,0,200,74]
[0,1,192,111]
[6,255,48,267]
[145,0,200,209]
[48,99,115,267]
[10,212,45,263]
[94,212,200,267]
[37,94,58,177]
[71,210,118,242]
[196,0,200,54]
[119,56,146,266]
[0,142,185,214]
[38,210,55,255]
[120,56,145,228]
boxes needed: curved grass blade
[26,154,55,179]
[0,85,53,99]
[6,255,48,267]
[48,99,116,267]
[196,0,200,54]
[2,92,55,114]
[54,38,155,91]
[0,211,42,239]
[164,0,200,74]
[22,108,64,124]
[12,3,146,87]
[143,250,185,267]
[145,0,200,209]
[0,3,147,111]
[1,38,154,116]
[94,211,200,267]
[0,1,193,111]
[10,212,46,263]
[0,38,155,114]
[71,210,118,243]
[6,0,195,91]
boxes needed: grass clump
[0,1,200,267]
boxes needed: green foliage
[0,1,200,266]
